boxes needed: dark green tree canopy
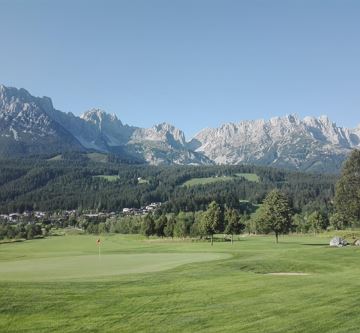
[0,157,335,215]
[308,211,328,234]
[335,150,360,227]
[255,189,293,243]
[201,201,224,245]
[141,214,155,237]
[224,207,245,243]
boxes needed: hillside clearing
[93,175,120,182]
[181,173,259,187]
[235,173,260,182]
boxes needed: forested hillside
[0,153,336,214]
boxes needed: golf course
[1,233,360,333]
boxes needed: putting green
[0,252,229,281]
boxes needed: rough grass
[138,178,149,184]
[181,173,259,187]
[47,154,62,161]
[1,234,360,333]
[86,152,108,163]
[235,173,260,182]
[93,175,120,182]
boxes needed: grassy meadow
[235,173,260,182]
[93,175,120,182]
[181,173,259,187]
[1,234,360,332]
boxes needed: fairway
[1,234,360,333]
[0,252,228,281]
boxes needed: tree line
[2,149,359,243]
[1,149,359,244]
[0,222,44,240]
[0,154,336,217]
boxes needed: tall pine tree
[335,150,360,227]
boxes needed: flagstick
[98,244,101,259]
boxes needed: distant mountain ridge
[0,84,210,165]
[191,115,360,172]
[0,84,359,172]
[0,84,84,156]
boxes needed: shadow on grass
[0,239,26,245]
[0,236,52,245]
[269,240,327,246]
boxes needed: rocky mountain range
[191,115,360,172]
[1,84,359,172]
[0,84,210,165]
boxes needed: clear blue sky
[1,0,360,138]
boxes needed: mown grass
[0,234,360,332]
[181,173,259,187]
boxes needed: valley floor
[0,234,359,333]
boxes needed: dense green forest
[0,152,336,215]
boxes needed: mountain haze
[0,84,359,172]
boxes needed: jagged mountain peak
[213,114,302,133]
[153,122,177,131]
[81,108,121,124]
[0,84,83,155]
[319,114,331,123]
[78,108,132,147]
[151,122,186,144]
[304,115,331,126]
[192,114,360,172]
[0,84,31,99]
[130,122,186,148]
[0,84,54,111]
[1,83,360,171]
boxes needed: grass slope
[181,173,259,187]
[235,173,260,182]
[93,175,120,182]
[86,152,108,163]
[1,234,360,333]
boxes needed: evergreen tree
[334,149,360,227]
[164,215,175,238]
[155,215,167,237]
[141,214,155,237]
[255,190,293,243]
[174,212,190,238]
